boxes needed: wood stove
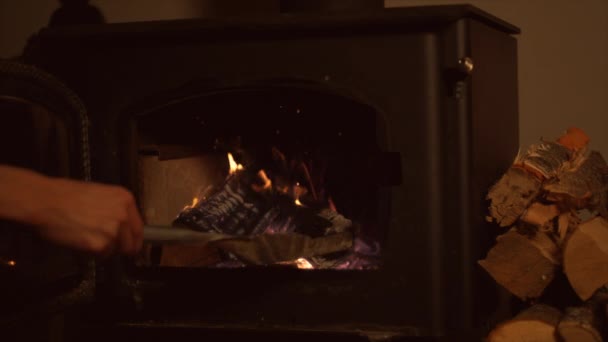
[18,4,519,340]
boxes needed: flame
[227,153,244,174]
[184,196,199,210]
[293,182,306,206]
[7,260,15,267]
[251,169,272,192]
[191,197,199,207]
[295,258,314,269]
[257,170,272,190]
[328,197,337,212]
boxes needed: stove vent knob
[458,57,474,75]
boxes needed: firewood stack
[481,128,608,341]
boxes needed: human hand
[31,178,144,256]
[0,166,143,256]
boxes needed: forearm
[0,165,50,226]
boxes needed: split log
[563,216,608,300]
[515,141,572,179]
[479,228,559,300]
[557,305,603,342]
[487,304,562,342]
[544,151,608,217]
[521,202,560,229]
[557,211,580,246]
[487,167,543,227]
[318,209,353,235]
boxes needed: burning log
[154,228,354,266]
[213,231,354,265]
[563,216,608,301]
[173,172,272,235]
[487,304,562,342]
[478,228,560,300]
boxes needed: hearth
[20,4,519,340]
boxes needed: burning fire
[295,258,314,269]
[277,257,314,269]
[190,197,199,207]
[251,169,272,192]
[227,153,244,174]
[258,170,272,189]
[328,197,337,212]
[293,182,306,206]
[171,148,380,270]
[6,260,15,267]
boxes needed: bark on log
[544,151,608,217]
[479,228,559,300]
[564,216,608,300]
[487,167,543,227]
[515,141,572,179]
[487,304,562,342]
[557,305,603,342]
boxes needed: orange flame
[251,170,272,192]
[184,196,199,210]
[227,153,244,174]
[191,197,199,207]
[293,182,306,206]
[7,260,15,267]
[258,170,272,189]
[328,197,337,212]
[295,258,314,269]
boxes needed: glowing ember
[7,260,15,267]
[227,153,244,174]
[295,258,314,269]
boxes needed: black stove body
[23,5,519,339]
